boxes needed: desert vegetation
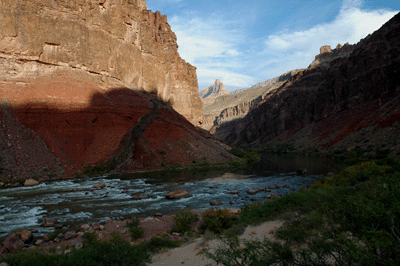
[203,157,400,265]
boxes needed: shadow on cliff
[0,87,225,181]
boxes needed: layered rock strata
[202,70,301,131]
[0,72,236,180]
[0,0,235,181]
[220,12,400,156]
[0,0,202,125]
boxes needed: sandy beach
[148,220,284,266]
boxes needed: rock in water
[165,189,190,199]
[210,200,223,205]
[42,218,57,227]
[24,179,40,186]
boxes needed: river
[0,154,344,239]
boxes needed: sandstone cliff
[0,0,235,182]
[199,79,230,106]
[0,0,202,125]
[220,12,400,156]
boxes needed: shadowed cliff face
[0,72,235,181]
[219,12,400,155]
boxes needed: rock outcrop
[219,12,400,156]
[202,70,302,132]
[0,0,202,125]
[0,0,236,182]
[199,79,229,106]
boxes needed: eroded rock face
[0,0,235,181]
[203,70,301,132]
[199,79,230,106]
[0,0,202,125]
[0,73,236,179]
[220,13,400,155]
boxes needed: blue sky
[147,0,399,92]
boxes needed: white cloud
[197,68,258,89]
[168,0,398,91]
[169,14,253,88]
[263,0,397,76]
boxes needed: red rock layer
[0,70,235,181]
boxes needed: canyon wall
[0,0,203,125]
[220,12,400,155]
[0,0,236,182]
[203,71,301,131]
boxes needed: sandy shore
[148,220,284,266]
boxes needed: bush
[126,217,145,240]
[142,236,181,253]
[228,148,246,158]
[201,208,238,234]
[4,232,150,266]
[204,160,400,265]
[243,152,260,164]
[172,210,199,233]
[83,164,106,176]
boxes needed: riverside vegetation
[1,155,399,265]
[203,157,400,265]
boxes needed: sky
[147,0,400,92]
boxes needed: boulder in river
[96,182,106,190]
[42,218,57,227]
[210,200,223,205]
[246,189,257,195]
[131,195,150,200]
[229,190,239,194]
[24,179,39,186]
[165,189,190,199]
[269,184,280,189]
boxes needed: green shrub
[4,232,150,266]
[83,164,106,176]
[126,217,145,240]
[142,236,181,253]
[205,160,400,265]
[201,208,238,234]
[243,152,260,164]
[228,148,246,158]
[172,209,199,233]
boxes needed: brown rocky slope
[0,0,236,182]
[219,12,400,156]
